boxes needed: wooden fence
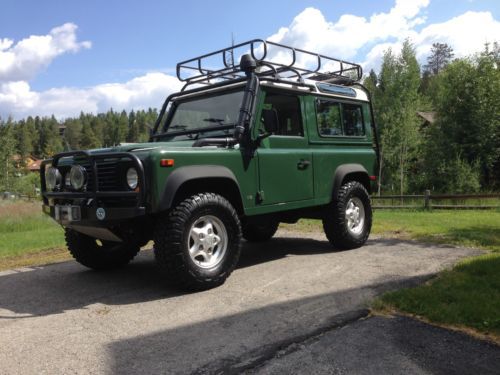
[4,190,500,210]
[372,190,500,210]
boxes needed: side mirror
[261,109,279,134]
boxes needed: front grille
[96,158,121,191]
[43,150,144,210]
[72,156,124,192]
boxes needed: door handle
[297,159,311,170]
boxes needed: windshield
[160,90,244,140]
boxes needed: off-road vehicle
[41,40,379,290]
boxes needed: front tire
[65,229,140,270]
[154,193,242,291]
[322,181,372,250]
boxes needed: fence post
[424,189,431,210]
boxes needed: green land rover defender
[41,40,380,290]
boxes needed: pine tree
[80,123,100,149]
[0,117,18,190]
[376,40,422,194]
[424,43,454,75]
[127,110,140,142]
[14,119,35,165]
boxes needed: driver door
[256,91,314,205]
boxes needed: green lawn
[285,210,500,252]
[372,210,500,252]
[377,253,500,337]
[0,202,65,259]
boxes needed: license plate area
[54,205,81,223]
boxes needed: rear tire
[154,193,241,291]
[322,181,372,250]
[65,229,140,270]
[242,218,279,242]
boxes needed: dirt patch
[0,247,70,271]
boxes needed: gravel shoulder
[0,230,488,374]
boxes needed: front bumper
[42,204,146,225]
[41,150,147,228]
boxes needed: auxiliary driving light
[69,165,87,190]
[45,166,61,191]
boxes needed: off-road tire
[242,219,279,242]
[154,193,242,291]
[322,181,372,250]
[65,229,140,270]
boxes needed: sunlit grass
[376,253,500,339]
[282,210,500,252]
[0,201,65,259]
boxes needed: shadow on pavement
[0,236,341,317]
[0,237,478,318]
[250,314,500,375]
[104,275,499,375]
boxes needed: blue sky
[0,0,499,118]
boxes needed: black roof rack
[176,39,362,91]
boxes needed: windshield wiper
[155,123,235,140]
[203,118,226,125]
[168,124,188,130]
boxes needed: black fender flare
[332,164,371,199]
[158,165,242,212]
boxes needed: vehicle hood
[88,141,194,155]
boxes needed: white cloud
[266,0,430,63]
[2,3,500,119]
[0,23,91,83]
[264,1,499,74]
[0,73,182,119]
[0,24,182,119]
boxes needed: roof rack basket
[176,39,362,90]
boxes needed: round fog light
[70,165,87,190]
[45,167,61,190]
[126,168,138,190]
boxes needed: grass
[372,210,500,252]
[375,253,500,339]
[283,210,500,252]
[0,201,67,270]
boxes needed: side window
[316,99,365,137]
[343,104,365,136]
[316,100,342,136]
[263,92,303,136]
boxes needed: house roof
[417,111,437,124]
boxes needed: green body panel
[69,85,376,218]
[147,146,259,213]
[302,96,376,202]
[257,136,313,204]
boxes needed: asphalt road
[0,231,494,374]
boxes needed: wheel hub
[345,197,365,235]
[188,215,228,269]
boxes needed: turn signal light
[160,159,175,167]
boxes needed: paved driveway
[0,231,491,374]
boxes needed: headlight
[126,168,138,190]
[69,165,87,190]
[45,167,61,190]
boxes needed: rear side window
[316,100,365,137]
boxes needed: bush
[11,173,40,197]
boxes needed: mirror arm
[254,132,272,147]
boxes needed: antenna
[224,33,235,68]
